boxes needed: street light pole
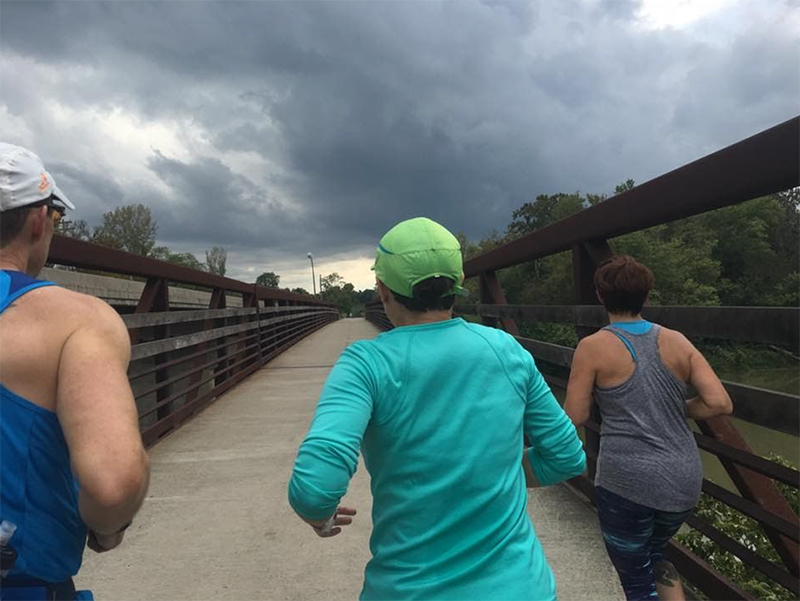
[307,253,316,295]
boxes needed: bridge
[38,116,799,599]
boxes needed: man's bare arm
[56,298,150,536]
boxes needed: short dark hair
[0,200,47,248]
[391,276,456,312]
[594,255,654,315]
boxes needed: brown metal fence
[365,116,800,599]
[48,236,339,447]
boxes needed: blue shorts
[595,486,692,601]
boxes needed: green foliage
[355,288,377,305]
[319,272,361,316]
[56,218,92,241]
[518,321,578,348]
[59,203,214,277]
[205,246,227,276]
[466,184,797,315]
[151,246,205,271]
[291,287,310,295]
[256,271,280,288]
[92,203,158,256]
[700,196,799,307]
[507,192,590,240]
[696,340,799,371]
[676,455,798,601]
[611,223,721,307]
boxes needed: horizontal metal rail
[123,305,332,329]
[131,311,323,361]
[139,313,332,446]
[515,336,800,437]
[49,235,335,306]
[476,304,799,350]
[136,313,333,429]
[45,236,339,446]
[464,116,799,276]
[684,514,798,597]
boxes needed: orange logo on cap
[38,172,50,193]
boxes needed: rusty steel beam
[699,417,800,575]
[465,116,800,277]
[128,277,168,346]
[48,235,334,306]
[183,287,227,406]
[572,240,612,480]
[666,540,755,600]
[479,271,520,335]
[476,304,799,350]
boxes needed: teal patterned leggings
[596,486,692,601]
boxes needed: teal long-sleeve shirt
[288,318,585,601]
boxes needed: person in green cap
[288,217,586,601]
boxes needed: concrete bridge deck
[80,318,623,600]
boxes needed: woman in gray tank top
[564,256,732,601]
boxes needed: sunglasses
[47,204,65,226]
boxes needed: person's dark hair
[0,200,48,249]
[594,255,654,315]
[391,276,457,312]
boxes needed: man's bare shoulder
[25,286,126,334]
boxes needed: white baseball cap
[0,142,75,213]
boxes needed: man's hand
[87,530,125,553]
[302,506,357,538]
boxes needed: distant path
[80,318,622,600]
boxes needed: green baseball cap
[372,217,467,298]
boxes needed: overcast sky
[1,0,797,291]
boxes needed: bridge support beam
[479,270,519,335]
[572,239,613,482]
[699,417,800,576]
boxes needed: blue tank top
[0,270,87,582]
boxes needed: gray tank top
[594,323,702,512]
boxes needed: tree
[256,272,280,288]
[92,204,157,256]
[614,179,635,195]
[320,272,345,291]
[318,272,359,315]
[506,193,587,240]
[57,218,92,241]
[291,287,310,295]
[151,246,205,271]
[205,246,227,276]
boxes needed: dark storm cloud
[1,0,797,265]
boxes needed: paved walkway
[80,318,622,600]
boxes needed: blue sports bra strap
[603,326,638,362]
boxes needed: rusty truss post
[572,239,613,482]
[478,270,519,335]
[698,417,800,576]
[209,288,228,387]
[129,278,172,423]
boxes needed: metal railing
[364,301,392,331]
[365,116,800,600]
[48,236,339,447]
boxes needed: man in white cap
[0,143,150,600]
